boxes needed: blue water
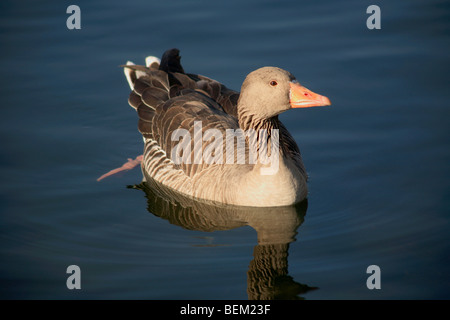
[0,0,449,299]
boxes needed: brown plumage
[123,48,330,207]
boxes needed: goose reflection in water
[129,177,317,300]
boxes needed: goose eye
[269,80,278,87]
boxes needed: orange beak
[289,82,331,108]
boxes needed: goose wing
[124,62,240,180]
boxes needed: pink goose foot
[97,155,143,181]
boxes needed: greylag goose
[121,49,330,207]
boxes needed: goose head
[238,67,331,120]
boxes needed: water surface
[0,0,449,299]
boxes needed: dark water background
[0,0,449,299]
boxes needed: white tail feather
[145,56,161,68]
[124,56,161,90]
[124,61,135,90]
